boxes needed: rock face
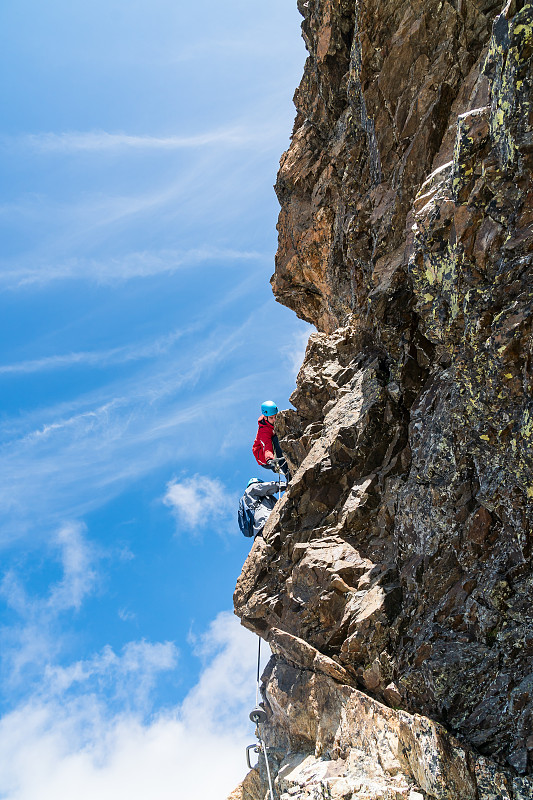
[231,0,533,798]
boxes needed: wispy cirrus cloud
[0,246,265,289]
[16,125,279,153]
[0,313,271,539]
[0,327,189,375]
[0,272,267,389]
[281,326,314,380]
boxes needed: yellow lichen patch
[513,22,533,41]
[522,408,533,438]
[494,109,505,129]
[450,291,460,319]
[425,262,440,286]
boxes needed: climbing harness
[268,457,286,497]
[246,635,276,800]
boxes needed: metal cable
[254,636,276,800]
[256,635,261,707]
[259,732,276,800]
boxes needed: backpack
[238,497,255,538]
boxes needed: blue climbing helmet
[261,400,278,417]
[247,478,261,487]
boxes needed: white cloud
[0,522,100,683]
[117,607,136,623]
[163,475,234,532]
[183,612,268,731]
[0,523,97,619]
[44,640,179,711]
[49,523,98,613]
[0,613,267,800]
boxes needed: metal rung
[246,743,260,770]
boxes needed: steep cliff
[232,1,533,798]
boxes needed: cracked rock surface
[230,0,533,798]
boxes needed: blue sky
[0,1,309,796]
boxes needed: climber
[252,401,291,480]
[238,478,284,539]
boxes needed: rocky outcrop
[227,768,264,800]
[231,0,533,798]
[258,659,533,800]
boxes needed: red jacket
[253,416,275,465]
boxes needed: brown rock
[226,769,264,800]
[383,682,403,707]
[233,0,533,794]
